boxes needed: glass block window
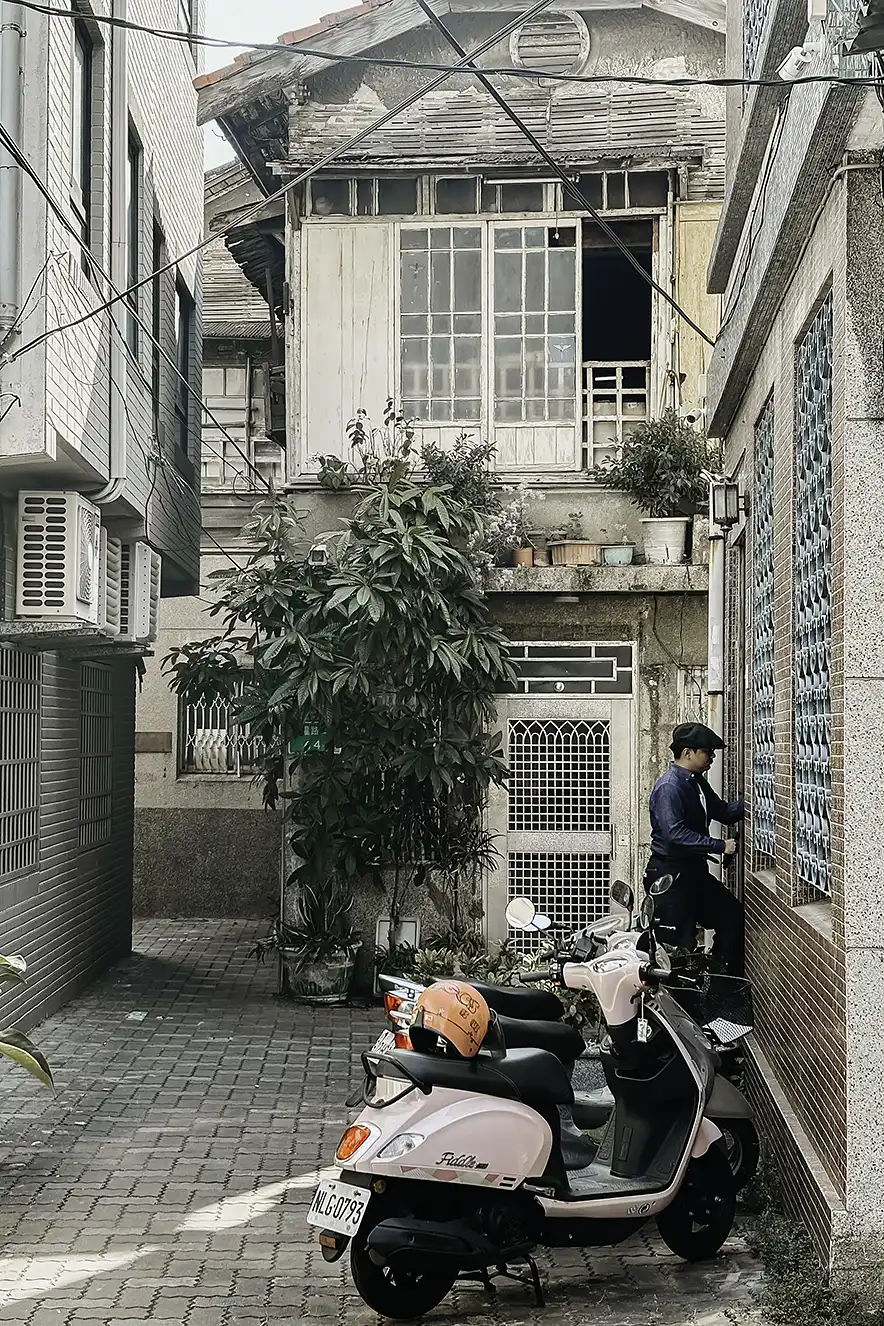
[505,642,634,696]
[508,851,610,952]
[79,664,113,848]
[492,225,578,423]
[400,226,482,423]
[508,719,610,833]
[743,0,771,78]
[753,399,776,864]
[0,647,40,879]
[794,295,833,896]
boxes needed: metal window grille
[582,362,650,470]
[0,646,40,879]
[794,295,833,896]
[724,542,745,802]
[753,399,776,864]
[743,0,771,78]
[508,719,610,834]
[79,664,113,848]
[505,642,634,697]
[508,852,611,951]
[677,667,708,725]
[178,681,264,776]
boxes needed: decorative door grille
[0,646,40,879]
[508,852,610,951]
[508,719,610,833]
[79,664,113,848]
[794,295,833,896]
[505,643,633,697]
[178,681,264,776]
[752,399,776,864]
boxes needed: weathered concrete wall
[134,808,278,919]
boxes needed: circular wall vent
[510,10,591,81]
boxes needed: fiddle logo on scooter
[438,1152,488,1170]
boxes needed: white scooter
[307,886,737,1320]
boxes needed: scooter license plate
[306,1179,369,1237]
[371,1029,396,1056]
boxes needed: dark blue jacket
[649,763,744,860]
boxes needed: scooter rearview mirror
[649,874,673,898]
[533,914,552,932]
[610,880,635,913]
[505,897,537,930]
[639,895,654,930]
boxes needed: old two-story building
[706,0,884,1286]
[0,0,203,1024]
[173,0,727,948]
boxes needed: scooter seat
[459,981,564,1023]
[497,1015,586,1066]
[385,1046,574,1107]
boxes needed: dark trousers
[643,855,745,976]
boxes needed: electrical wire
[13,0,884,91]
[0,121,272,492]
[415,0,713,346]
[1,0,714,366]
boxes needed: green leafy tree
[166,409,516,957]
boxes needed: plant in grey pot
[600,522,635,567]
[253,881,361,1005]
[593,412,720,565]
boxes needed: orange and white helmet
[409,980,490,1059]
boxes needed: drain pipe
[92,0,128,504]
[0,3,24,336]
[707,491,726,882]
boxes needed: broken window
[582,220,653,363]
[435,178,479,214]
[399,226,482,422]
[310,178,351,216]
[492,225,577,423]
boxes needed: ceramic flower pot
[280,949,356,1005]
[512,547,534,567]
[549,541,603,567]
[640,518,690,565]
[603,544,636,566]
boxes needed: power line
[416,0,714,346]
[14,0,884,91]
[0,122,271,492]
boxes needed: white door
[487,694,633,947]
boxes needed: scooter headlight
[378,1133,424,1160]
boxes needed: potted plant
[253,880,361,1005]
[600,522,636,567]
[482,485,541,567]
[548,513,602,567]
[593,411,719,565]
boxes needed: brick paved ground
[0,921,765,1325]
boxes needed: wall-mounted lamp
[710,482,749,529]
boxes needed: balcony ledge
[484,565,709,595]
[0,620,151,656]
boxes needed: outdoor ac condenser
[99,529,123,638]
[119,540,161,644]
[15,491,102,624]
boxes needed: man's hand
[723,839,738,858]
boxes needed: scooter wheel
[656,1144,736,1262]
[714,1116,760,1191]
[351,1237,457,1320]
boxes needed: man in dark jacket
[645,722,745,975]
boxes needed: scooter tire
[351,1236,457,1320]
[714,1116,760,1191]
[655,1144,736,1262]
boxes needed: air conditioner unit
[16,491,102,624]
[99,530,123,637]
[119,540,161,644]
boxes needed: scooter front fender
[707,1074,755,1120]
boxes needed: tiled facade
[710,0,884,1272]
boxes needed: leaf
[0,955,27,986]
[0,1030,54,1090]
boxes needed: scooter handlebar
[640,964,701,989]
[517,969,554,984]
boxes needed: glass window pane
[400,228,428,251]
[481,183,498,212]
[499,183,544,212]
[525,250,545,311]
[453,226,482,250]
[525,312,544,334]
[548,247,575,311]
[356,179,374,215]
[495,228,522,250]
[495,251,522,314]
[461,398,482,421]
[401,314,428,336]
[495,314,521,336]
[577,174,603,209]
[436,178,477,214]
[311,178,351,216]
[454,313,481,334]
[606,174,626,210]
[430,228,452,249]
[431,248,450,312]
[628,171,669,208]
[401,250,429,315]
[524,227,546,248]
[431,313,452,334]
[453,249,481,312]
[378,177,418,215]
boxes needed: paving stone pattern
[0,921,765,1325]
